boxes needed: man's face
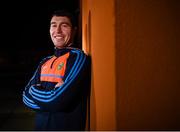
[50,16,73,49]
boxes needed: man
[22,9,90,130]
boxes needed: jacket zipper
[50,57,58,69]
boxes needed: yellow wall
[82,0,180,130]
[116,0,180,130]
[82,0,116,130]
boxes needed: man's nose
[56,25,62,33]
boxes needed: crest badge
[57,62,64,70]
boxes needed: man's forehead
[51,16,71,23]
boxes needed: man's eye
[61,24,70,28]
[51,24,57,28]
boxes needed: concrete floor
[0,88,35,130]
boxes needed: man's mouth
[56,36,63,39]
[54,35,64,41]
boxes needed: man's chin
[54,43,71,49]
[54,43,64,48]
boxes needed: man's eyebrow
[60,22,71,25]
[50,21,56,25]
[50,21,71,25]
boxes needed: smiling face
[50,16,74,49]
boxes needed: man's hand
[32,84,41,86]
[55,81,64,88]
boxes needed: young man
[22,10,90,130]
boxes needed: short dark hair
[51,9,77,28]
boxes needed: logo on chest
[57,62,64,70]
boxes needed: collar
[54,47,71,57]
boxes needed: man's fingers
[55,81,64,87]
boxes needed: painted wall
[82,0,180,130]
[115,0,180,130]
[82,0,116,130]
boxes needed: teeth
[56,36,62,38]
[56,36,63,40]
